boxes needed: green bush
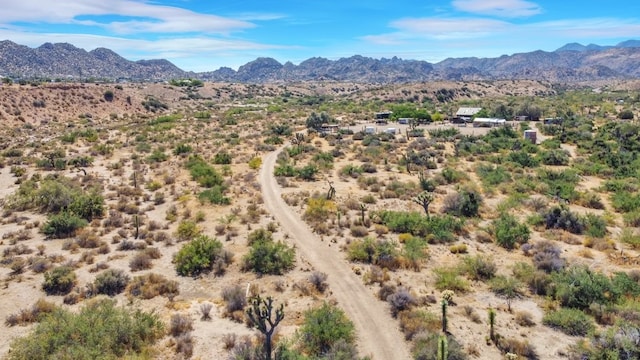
[347,237,401,270]
[42,212,88,238]
[551,266,620,309]
[213,151,232,164]
[538,149,570,166]
[412,333,468,360]
[434,268,469,292]
[377,211,462,241]
[174,235,225,277]
[186,155,225,188]
[299,302,355,356]
[543,308,595,336]
[6,299,163,360]
[543,206,585,234]
[492,213,530,249]
[461,255,497,281]
[441,188,482,217]
[198,186,230,205]
[173,143,192,155]
[242,238,295,275]
[94,269,130,296]
[43,266,76,295]
[175,220,201,242]
[476,164,511,188]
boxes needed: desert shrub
[543,308,595,336]
[94,269,130,296]
[538,149,570,166]
[175,220,201,242]
[222,285,247,314]
[173,143,192,155]
[515,310,536,327]
[6,299,163,360]
[129,253,153,271]
[5,299,56,327]
[402,236,429,270]
[496,337,538,359]
[43,266,76,295]
[213,151,232,164]
[170,313,193,337]
[347,237,400,270]
[492,213,530,249]
[199,186,231,205]
[434,267,468,292]
[611,271,640,298]
[127,273,179,299]
[440,167,466,184]
[308,271,329,293]
[584,213,607,238]
[412,333,468,360]
[299,302,355,357]
[174,235,225,277]
[303,197,336,223]
[175,334,194,358]
[185,155,225,188]
[543,206,585,234]
[461,255,497,281]
[476,164,511,188]
[377,211,462,242]
[538,169,580,202]
[441,188,482,217]
[571,320,640,359]
[387,287,416,317]
[552,266,620,309]
[398,309,439,341]
[42,212,88,238]
[528,240,565,273]
[508,150,540,168]
[242,237,295,275]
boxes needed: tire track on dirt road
[260,146,411,360]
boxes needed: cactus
[489,308,497,342]
[437,334,448,360]
[441,299,448,333]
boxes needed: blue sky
[1,0,639,72]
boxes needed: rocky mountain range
[1,40,639,83]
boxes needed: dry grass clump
[462,305,482,323]
[200,302,213,321]
[5,299,56,327]
[170,313,193,337]
[398,309,439,341]
[221,285,247,322]
[515,310,536,327]
[127,273,179,299]
[308,271,329,293]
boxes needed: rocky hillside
[1,40,640,83]
[0,41,190,80]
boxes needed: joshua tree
[412,191,434,218]
[246,295,284,360]
[327,181,336,200]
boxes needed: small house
[454,107,482,123]
[472,118,506,127]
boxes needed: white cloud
[452,0,542,18]
[389,17,511,39]
[528,18,640,39]
[0,0,254,34]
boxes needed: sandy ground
[261,145,412,360]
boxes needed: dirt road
[260,147,411,360]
